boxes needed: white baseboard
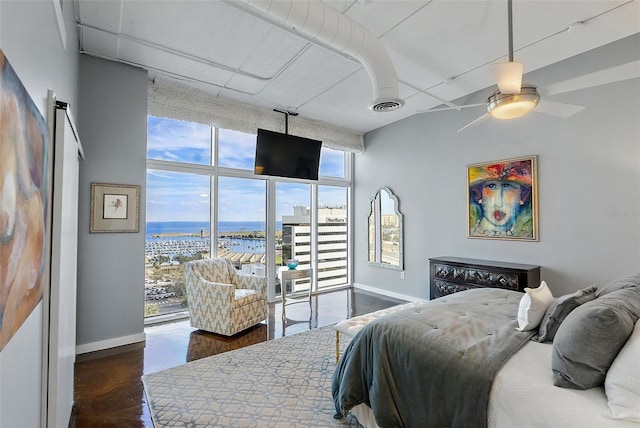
[76,332,146,355]
[352,282,425,303]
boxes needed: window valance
[147,78,365,153]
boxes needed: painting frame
[467,155,538,241]
[90,182,140,233]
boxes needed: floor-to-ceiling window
[277,182,311,295]
[145,170,211,317]
[145,117,213,318]
[317,186,348,289]
[145,116,351,320]
[217,176,267,272]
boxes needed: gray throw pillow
[596,272,640,297]
[552,285,640,390]
[535,285,597,343]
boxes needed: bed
[332,274,640,428]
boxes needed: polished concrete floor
[72,288,404,427]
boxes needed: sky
[146,116,347,222]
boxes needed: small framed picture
[90,182,140,233]
[467,155,538,241]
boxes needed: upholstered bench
[334,301,424,362]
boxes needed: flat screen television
[254,128,322,180]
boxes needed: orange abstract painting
[0,50,50,350]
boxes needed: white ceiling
[75,0,640,134]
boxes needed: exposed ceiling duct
[243,0,404,112]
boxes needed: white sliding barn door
[43,94,83,428]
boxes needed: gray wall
[354,34,640,299]
[76,56,148,350]
[0,1,79,426]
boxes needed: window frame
[146,117,353,310]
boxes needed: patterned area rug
[142,325,362,427]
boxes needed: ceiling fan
[421,0,640,132]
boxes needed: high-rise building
[281,205,347,292]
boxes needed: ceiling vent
[244,0,404,112]
[370,99,403,112]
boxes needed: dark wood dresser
[429,256,541,300]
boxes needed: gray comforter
[332,288,535,428]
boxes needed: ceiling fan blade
[457,113,490,133]
[535,100,585,118]
[492,62,523,94]
[543,60,640,97]
[416,103,485,114]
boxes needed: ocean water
[145,221,282,255]
[146,221,282,237]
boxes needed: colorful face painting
[0,50,50,350]
[467,156,538,241]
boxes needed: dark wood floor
[72,288,404,427]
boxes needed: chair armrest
[234,272,267,293]
[186,267,235,302]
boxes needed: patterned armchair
[184,258,267,336]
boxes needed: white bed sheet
[350,341,639,428]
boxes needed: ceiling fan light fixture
[487,85,540,119]
[492,61,523,94]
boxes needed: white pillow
[604,320,640,422]
[516,280,554,331]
